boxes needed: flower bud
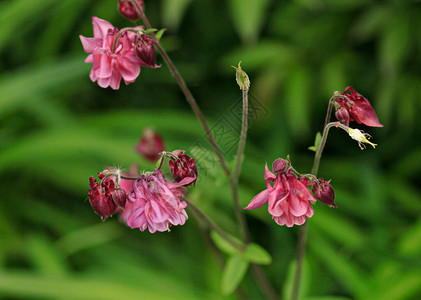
[312,178,337,208]
[136,128,165,162]
[135,34,160,68]
[232,61,250,91]
[118,0,144,21]
[272,158,287,174]
[112,188,127,209]
[335,107,350,126]
[169,150,198,185]
[88,174,118,221]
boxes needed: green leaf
[155,28,167,41]
[398,216,421,257]
[241,243,272,265]
[229,0,271,44]
[308,132,322,152]
[221,255,249,295]
[210,231,242,255]
[162,0,193,31]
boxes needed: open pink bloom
[123,170,195,233]
[336,86,383,127]
[79,17,143,90]
[245,165,316,227]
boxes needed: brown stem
[131,1,230,177]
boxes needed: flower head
[245,164,316,227]
[335,87,383,127]
[79,17,143,89]
[347,128,377,149]
[135,128,165,162]
[118,0,144,21]
[123,170,195,233]
[134,34,160,68]
[169,150,198,185]
[88,172,118,221]
[312,178,336,208]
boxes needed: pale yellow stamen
[347,128,377,150]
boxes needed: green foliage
[0,0,420,299]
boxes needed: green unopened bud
[232,61,250,91]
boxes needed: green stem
[290,102,345,300]
[231,89,249,242]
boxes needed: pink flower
[123,170,195,233]
[135,128,165,162]
[245,164,316,227]
[79,17,143,90]
[336,86,383,127]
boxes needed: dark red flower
[118,0,144,21]
[135,34,160,68]
[169,150,198,185]
[88,173,118,221]
[312,178,336,208]
[112,188,127,209]
[336,86,383,127]
[335,107,350,126]
[135,128,165,162]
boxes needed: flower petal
[244,189,270,210]
[79,36,102,53]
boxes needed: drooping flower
[123,170,195,233]
[245,164,316,227]
[312,178,336,208]
[118,0,144,21]
[134,34,160,68]
[335,87,383,127]
[169,150,198,184]
[88,172,118,221]
[135,128,165,162]
[79,17,143,89]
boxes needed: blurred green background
[1,0,421,299]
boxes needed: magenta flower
[79,17,142,90]
[123,170,195,233]
[336,86,383,127]
[245,164,316,227]
[135,34,160,68]
[88,172,118,221]
[135,128,165,162]
[169,150,198,185]
[312,178,336,208]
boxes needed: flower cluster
[88,150,197,233]
[245,158,336,227]
[79,17,159,90]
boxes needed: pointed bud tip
[233,61,250,91]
